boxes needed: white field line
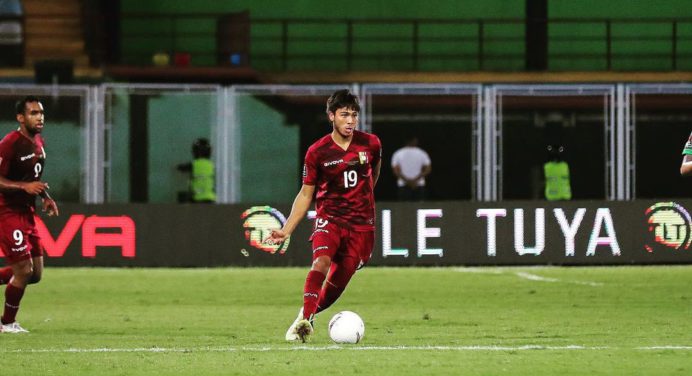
[514,271,603,287]
[451,268,505,275]
[452,268,603,287]
[3,345,691,353]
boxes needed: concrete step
[25,38,84,51]
[24,16,82,32]
[25,55,90,67]
[22,0,80,16]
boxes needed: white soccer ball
[328,311,365,344]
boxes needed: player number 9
[13,230,23,246]
[34,163,42,178]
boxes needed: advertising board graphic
[12,201,692,267]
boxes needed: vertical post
[605,19,612,70]
[412,20,419,71]
[86,86,106,203]
[129,95,148,202]
[615,84,626,200]
[525,0,548,71]
[282,20,288,71]
[218,86,240,203]
[478,20,484,70]
[171,15,177,54]
[672,20,678,70]
[347,20,353,71]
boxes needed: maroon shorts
[309,218,374,268]
[0,210,43,265]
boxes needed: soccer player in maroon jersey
[0,96,59,333]
[265,89,382,342]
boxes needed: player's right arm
[0,176,47,195]
[265,184,315,244]
[681,154,692,176]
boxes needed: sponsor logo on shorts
[304,292,318,299]
[20,153,36,161]
[313,229,330,235]
[312,245,329,253]
[11,244,28,253]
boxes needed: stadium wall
[32,200,692,267]
[119,0,692,71]
[119,0,525,70]
[105,91,299,203]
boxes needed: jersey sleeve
[0,137,14,177]
[371,135,382,167]
[683,132,692,155]
[302,147,318,186]
[421,149,431,166]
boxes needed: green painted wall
[147,94,215,203]
[121,0,692,71]
[237,95,299,203]
[106,91,299,203]
[120,0,525,71]
[108,91,131,203]
[549,0,692,71]
[107,91,215,203]
[0,119,82,203]
[121,0,521,18]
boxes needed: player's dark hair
[15,95,41,115]
[192,138,211,159]
[326,89,360,115]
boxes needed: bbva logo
[35,215,136,258]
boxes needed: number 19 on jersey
[343,170,358,188]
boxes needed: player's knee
[11,262,33,284]
[28,272,41,284]
[312,256,331,274]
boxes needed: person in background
[391,136,431,201]
[177,138,216,203]
[544,144,572,201]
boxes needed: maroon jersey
[303,130,381,231]
[0,130,46,211]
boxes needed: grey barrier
[29,200,692,267]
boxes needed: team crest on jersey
[358,151,368,164]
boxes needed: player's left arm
[681,154,692,177]
[372,160,381,187]
[39,190,59,216]
[372,136,382,187]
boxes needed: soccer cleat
[285,307,304,341]
[295,319,313,343]
[1,322,29,333]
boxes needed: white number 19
[343,170,358,188]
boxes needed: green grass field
[2,266,691,375]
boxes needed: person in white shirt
[391,137,431,201]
